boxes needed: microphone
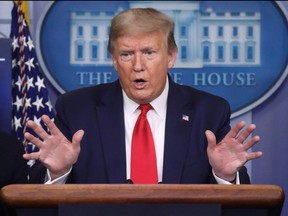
[126,179,134,184]
[126,179,163,184]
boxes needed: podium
[0,184,285,216]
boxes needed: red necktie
[131,104,158,184]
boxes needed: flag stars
[25,57,35,71]
[32,95,45,111]
[45,100,54,112]
[14,76,22,91]
[33,116,42,126]
[25,97,32,109]
[13,95,23,111]
[27,159,36,168]
[35,76,45,92]
[26,77,35,91]
[27,36,34,51]
[11,36,19,51]
[17,59,22,68]
[12,58,17,69]
[13,116,22,132]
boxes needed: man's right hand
[23,115,84,180]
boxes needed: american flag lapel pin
[182,114,189,122]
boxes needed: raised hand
[23,115,84,180]
[205,121,262,182]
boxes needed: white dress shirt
[123,77,168,183]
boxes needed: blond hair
[108,8,178,54]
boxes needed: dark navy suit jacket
[29,77,250,184]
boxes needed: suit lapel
[162,80,194,183]
[96,81,127,183]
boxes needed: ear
[167,51,177,68]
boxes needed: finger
[246,151,263,161]
[236,124,257,143]
[225,121,246,139]
[24,131,44,148]
[243,135,260,151]
[41,115,63,136]
[23,152,40,161]
[205,130,216,149]
[26,119,50,141]
[72,130,85,145]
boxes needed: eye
[143,50,157,59]
[120,52,133,61]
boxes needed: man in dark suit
[23,8,262,185]
[0,131,28,215]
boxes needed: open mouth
[135,79,146,83]
[134,79,147,89]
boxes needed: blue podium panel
[15,205,275,216]
[58,204,221,216]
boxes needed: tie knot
[139,104,153,116]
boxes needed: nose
[132,52,144,72]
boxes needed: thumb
[72,129,85,145]
[205,130,216,150]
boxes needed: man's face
[111,31,176,104]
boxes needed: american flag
[10,1,55,166]
[182,114,189,122]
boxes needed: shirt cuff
[212,170,240,185]
[44,168,72,184]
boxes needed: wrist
[212,170,237,183]
[48,167,72,181]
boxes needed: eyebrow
[118,45,157,53]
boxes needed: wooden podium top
[0,184,284,209]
